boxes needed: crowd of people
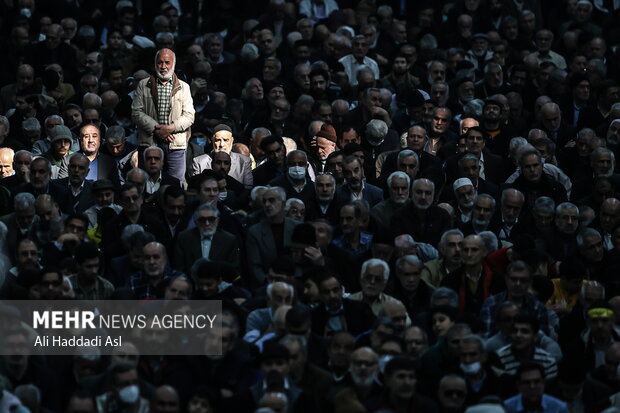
[2,0,620,411]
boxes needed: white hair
[361,258,390,281]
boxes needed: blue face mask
[191,137,207,147]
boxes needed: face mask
[288,166,306,180]
[218,191,228,201]
[193,137,207,147]
[20,8,32,18]
[460,361,482,375]
[118,385,140,404]
[368,138,383,147]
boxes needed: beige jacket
[131,74,195,150]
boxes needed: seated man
[127,242,184,299]
[174,203,239,278]
[348,258,406,316]
[492,313,558,380]
[191,124,253,188]
[310,271,376,337]
[68,242,114,300]
[244,281,295,341]
[504,362,567,413]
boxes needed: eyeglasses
[197,216,217,224]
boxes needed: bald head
[151,385,179,413]
[155,48,176,81]
[0,148,14,178]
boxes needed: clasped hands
[154,124,175,142]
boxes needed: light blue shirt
[504,394,568,413]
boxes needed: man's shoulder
[230,151,251,163]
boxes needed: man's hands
[154,124,175,142]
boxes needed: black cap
[92,179,115,192]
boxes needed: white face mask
[21,8,32,18]
[460,361,482,375]
[218,191,228,201]
[288,166,306,180]
[118,385,140,404]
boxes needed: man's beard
[351,370,377,387]
[318,195,334,203]
[201,228,216,238]
[472,218,490,232]
[156,66,175,81]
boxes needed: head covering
[92,179,115,192]
[316,124,337,143]
[50,125,73,143]
[453,178,473,192]
[213,124,232,134]
[470,33,490,43]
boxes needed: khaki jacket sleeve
[172,82,195,132]
[131,80,158,133]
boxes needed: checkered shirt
[156,78,173,124]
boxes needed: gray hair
[266,281,295,300]
[576,228,602,247]
[476,193,496,210]
[284,198,304,212]
[361,258,390,281]
[438,229,464,251]
[387,171,410,189]
[250,186,268,202]
[397,149,419,167]
[420,34,438,50]
[264,56,282,71]
[412,178,435,193]
[460,334,486,353]
[126,167,147,181]
[44,114,64,126]
[194,203,220,219]
[395,254,423,272]
[155,32,174,44]
[265,186,287,202]
[14,192,35,211]
[459,153,481,167]
[106,125,126,144]
[240,43,259,63]
[251,127,271,140]
[287,150,307,163]
[143,146,165,161]
[431,287,459,308]
[82,92,102,107]
[22,117,41,132]
[591,147,615,164]
[366,119,388,140]
[120,224,145,241]
[478,231,499,253]
[533,196,555,214]
[509,136,528,152]
[556,202,579,216]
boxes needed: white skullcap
[453,177,473,192]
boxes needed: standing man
[132,48,195,182]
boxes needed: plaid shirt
[156,78,173,124]
[127,268,184,299]
[479,291,550,337]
